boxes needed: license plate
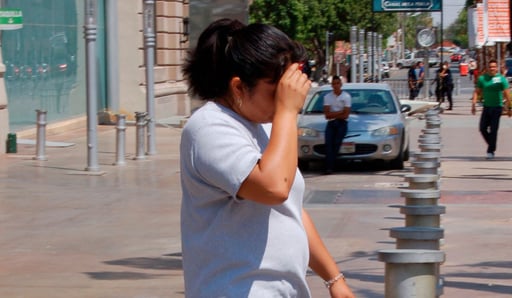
[340,142,355,154]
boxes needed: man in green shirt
[471,59,511,159]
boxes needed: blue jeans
[325,119,348,171]
[479,106,503,154]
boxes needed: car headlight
[372,126,400,136]
[298,127,319,137]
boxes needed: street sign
[417,28,436,47]
[373,0,441,12]
[0,8,23,30]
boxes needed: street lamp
[143,0,156,155]
[84,0,99,172]
[325,31,333,77]
[359,29,365,83]
[350,26,357,83]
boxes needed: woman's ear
[230,77,245,99]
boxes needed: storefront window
[2,0,105,131]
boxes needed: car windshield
[304,89,398,115]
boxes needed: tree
[249,0,397,72]
[445,9,468,48]
[402,12,434,50]
[441,0,477,48]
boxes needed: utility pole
[325,31,334,77]
[84,0,99,172]
[359,29,365,83]
[143,0,156,155]
[350,26,358,83]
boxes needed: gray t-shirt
[180,102,310,298]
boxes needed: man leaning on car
[323,75,352,174]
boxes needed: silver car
[297,83,411,170]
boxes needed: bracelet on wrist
[324,272,345,289]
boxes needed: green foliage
[445,5,469,48]
[401,12,434,50]
[249,0,480,64]
[249,0,397,66]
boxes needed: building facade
[0,0,190,153]
[0,0,253,154]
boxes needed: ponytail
[183,18,244,100]
[183,18,306,100]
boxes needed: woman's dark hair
[182,18,306,100]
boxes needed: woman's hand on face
[274,63,311,113]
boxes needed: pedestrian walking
[435,61,454,110]
[408,62,423,99]
[471,59,512,159]
[418,61,425,91]
[180,18,355,298]
[469,59,477,81]
[323,75,351,174]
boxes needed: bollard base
[67,170,107,176]
[33,156,48,161]
[379,249,445,298]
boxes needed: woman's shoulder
[185,102,232,131]
[185,102,258,137]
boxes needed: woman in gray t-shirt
[180,18,354,298]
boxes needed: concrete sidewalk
[0,94,511,297]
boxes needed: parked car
[297,83,412,170]
[396,50,439,69]
[450,52,462,62]
[435,46,453,53]
[361,61,389,81]
[5,62,20,80]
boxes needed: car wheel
[389,138,407,170]
[298,159,310,171]
[389,152,404,170]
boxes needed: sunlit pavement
[0,89,511,297]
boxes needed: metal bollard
[34,109,48,161]
[413,152,440,162]
[400,189,441,207]
[425,120,442,130]
[455,76,460,96]
[379,249,445,298]
[134,111,147,160]
[412,160,441,175]
[404,174,439,190]
[390,226,444,250]
[400,205,446,228]
[419,143,442,153]
[114,114,127,165]
[421,128,441,135]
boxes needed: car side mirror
[400,104,412,113]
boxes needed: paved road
[0,91,511,297]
